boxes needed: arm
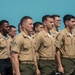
[55,47,64,74]
[33,33,42,75]
[11,52,20,75]
[10,35,23,75]
[55,33,65,74]
[34,54,40,75]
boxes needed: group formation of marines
[0,14,75,75]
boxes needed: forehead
[19,25,22,29]
[25,19,33,23]
[37,24,43,28]
[47,17,53,21]
[11,27,16,30]
[70,18,75,21]
[3,22,9,25]
[2,22,9,27]
[39,24,43,27]
[54,17,60,20]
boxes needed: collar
[50,29,60,34]
[31,33,37,39]
[42,29,52,39]
[42,29,49,37]
[21,31,28,38]
[64,28,73,37]
[21,31,32,39]
[0,33,9,39]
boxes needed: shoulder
[36,31,42,38]
[13,33,23,40]
[13,33,24,44]
[56,30,65,39]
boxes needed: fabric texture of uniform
[35,29,57,75]
[11,31,36,75]
[0,33,13,75]
[55,28,75,75]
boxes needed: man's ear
[35,27,38,31]
[22,23,25,28]
[65,21,69,26]
[0,26,2,31]
[43,21,46,26]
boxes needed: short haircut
[9,25,16,32]
[33,22,42,30]
[0,21,1,27]
[18,23,21,28]
[18,23,22,32]
[63,14,75,25]
[20,16,33,25]
[52,14,60,19]
[0,20,9,26]
[42,15,52,23]
[0,21,1,26]
[9,25,16,30]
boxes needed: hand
[36,68,40,75]
[13,70,15,75]
[58,66,64,74]
[13,72,20,75]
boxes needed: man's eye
[50,22,53,23]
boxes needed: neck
[36,31,39,34]
[44,27,50,33]
[52,25,58,31]
[1,31,7,37]
[66,27,72,34]
[9,35,14,39]
[23,30,30,36]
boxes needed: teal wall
[0,0,75,32]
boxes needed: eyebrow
[40,27,43,28]
[56,20,61,21]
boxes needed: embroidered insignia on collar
[12,42,17,45]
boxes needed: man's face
[1,22,10,33]
[35,24,43,32]
[44,17,54,30]
[10,28,16,37]
[19,25,23,32]
[53,17,61,27]
[67,18,75,29]
[0,26,1,32]
[73,19,75,29]
[30,30,35,35]
[23,19,34,32]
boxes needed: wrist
[58,64,62,68]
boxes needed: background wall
[0,0,75,33]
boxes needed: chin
[7,32,9,33]
[50,27,53,29]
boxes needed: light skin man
[35,15,57,75]
[18,23,23,33]
[33,22,43,34]
[55,14,75,75]
[8,25,16,39]
[51,14,61,31]
[11,16,40,75]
